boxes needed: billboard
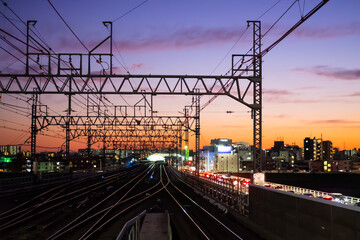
[217,145,232,154]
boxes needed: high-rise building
[303,137,323,161]
[210,138,232,148]
[210,138,232,171]
[303,137,315,161]
[321,140,334,161]
[273,141,284,153]
[200,146,215,172]
[304,137,334,172]
[215,154,238,172]
[0,145,21,156]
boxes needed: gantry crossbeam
[0,74,259,107]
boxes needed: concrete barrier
[249,184,360,240]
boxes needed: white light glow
[147,154,165,161]
[217,145,231,153]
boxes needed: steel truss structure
[0,20,262,173]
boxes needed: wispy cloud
[220,125,247,129]
[115,27,247,52]
[53,26,249,53]
[113,63,144,74]
[270,114,290,119]
[263,89,292,95]
[347,92,360,97]
[309,119,360,125]
[45,20,360,55]
[292,21,360,39]
[295,65,360,81]
[263,89,298,103]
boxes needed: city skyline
[0,0,359,151]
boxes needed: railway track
[0,164,146,234]
[1,163,261,239]
[46,163,167,240]
[163,165,245,240]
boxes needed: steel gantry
[0,20,263,173]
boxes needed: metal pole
[247,20,262,173]
[30,90,38,172]
[66,77,72,170]
[184,108,189,163]
[195,89,200,176]
[26,21,37,74]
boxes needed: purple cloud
[295,66,360,81]
[293,21,360,39]
[115,27,247,52]
[263,89,296,103]
[112,63,144,74]
[263,89,292,95]
[52,26,249,53]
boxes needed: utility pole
[194,89,200,176]
[65,76,72,171]
[184,107,189,164]
[30,90,38,173]
[247,20,262,173]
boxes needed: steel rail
[166,166,244,240]
[48,164,167,240]
[46,164,153,240]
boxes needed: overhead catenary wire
[262,0,298,39]
[47,0,89,52]
[0,14,93,111]
[256,0,282,20]
[10,129,29,145]
[2,1,111,114]
[0,105,30,117]
[1,0,54,52]
[0,101,30,110]
[48,0,143,112]
[0,2,134,150]
[0,45,38,73]
[44,0,116,113]
[112,0,150,23]
[200,0,319,112]
[198,0,286,113]
[0,118,29,127]
[209,0,283,76]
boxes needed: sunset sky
[0,0,359,152]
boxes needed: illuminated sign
[217,145,231,154]
[0,157,12,163]
[185,147,189,161]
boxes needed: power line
[11,130,29,145]
[0,105,30,117]
[3,0,126,116]
[0,102,30,110]
[210,26,249,75]
[112,0,150,23]
[47,0,89,52]
[256,0,282,20]
[0,56,24,72]
[0,118,29,127]
[21,144,60,150]
[201,0,302,112]
[262,0,297,38]
[0,28,42,52]
[0,125,28,132]
[0,45,37,72]
[47,1,119,113]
